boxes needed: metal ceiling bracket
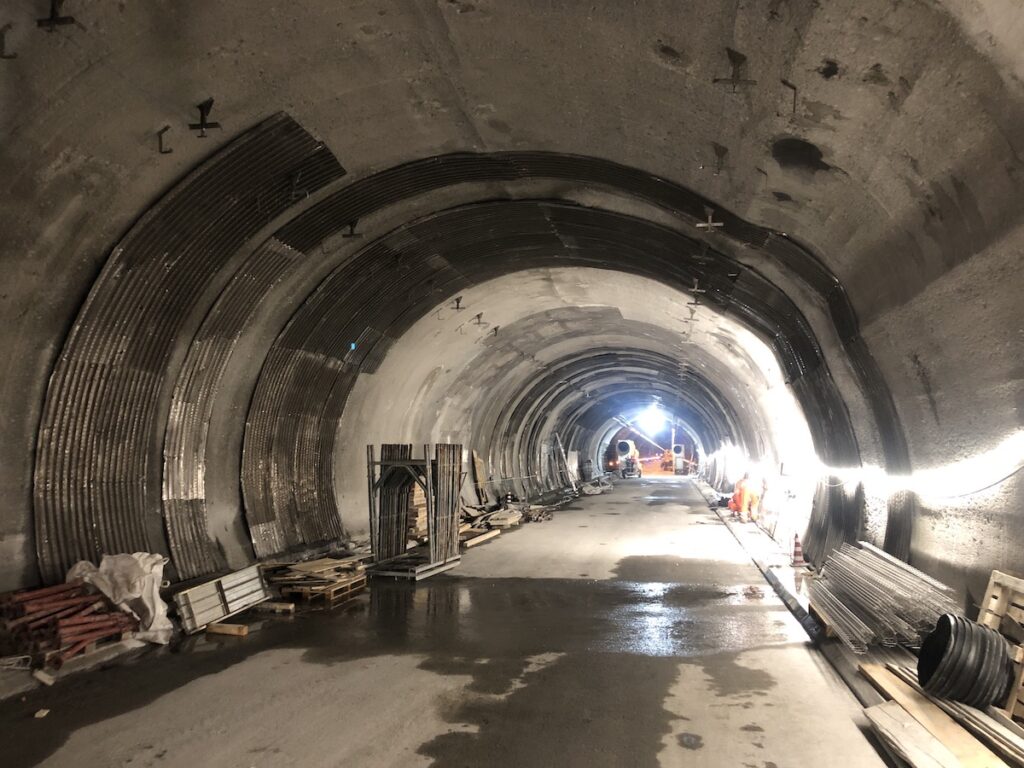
[0,23,16,58]
[37,1,74,31]
[188,98,221,137]
[157,125,173,154]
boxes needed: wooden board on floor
[884,665,1024,766]
[461,528,500,548]
[206,622,248,637]
[860,663,1008,767]
[865,700,960,768]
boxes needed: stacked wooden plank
[886,664,1024,766]
[978,570,1024,722]
[0,581,138,668]
[263,557,367,608]
[407,483,428,541]
[173,565,270,634]
[860,663,1017,767]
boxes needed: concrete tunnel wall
[0,1,1022,609]
[332,268,818,534]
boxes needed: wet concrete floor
[0,478,883,767]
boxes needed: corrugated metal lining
[162,238,304,579]
[271,151,904,470]
[33,113,345,583]
[244,149,903,564]
[479,351,747,498]
[428,307,744,488]
[243,199,849,540]
[33,138,905,580]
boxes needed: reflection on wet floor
[0,479,815,768]
[336,570,801,661]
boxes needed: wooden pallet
[978,570,1024,722]
[369,553,461,581]
[808,602,837,639]
[280,575,367,608]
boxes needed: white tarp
[67,553,174,644]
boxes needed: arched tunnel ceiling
[333,267,816,528]
[0,1,1021,597]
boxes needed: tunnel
[1,1,1022,765]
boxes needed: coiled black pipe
[917,614,1014,707]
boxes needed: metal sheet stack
[173,565,270,633]
[372,444,415,562]
[430,443,462,564]
[810,541,962,654]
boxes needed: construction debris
[66,552,173,644]
[263,557,367,608]
[523,505,554,523]
[580,475,615,495]
[0,580,139,668]
[32,669,56,686]
[486,509,523,528]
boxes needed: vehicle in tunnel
[616,440,643,479]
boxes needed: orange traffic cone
[791,533,807,567]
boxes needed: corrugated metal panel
[242,198,853,548]
[162,238,303,579]
[33,113,345,583]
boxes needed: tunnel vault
[28,112,908,584]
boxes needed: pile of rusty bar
[430,443,462,563]
[0,580,138,668]
[812,541,962,653]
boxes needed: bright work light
[637,404,666,435]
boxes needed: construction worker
[728,472,764,523]
[661,448,673,472]
[728,472,750,520]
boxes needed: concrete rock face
[0,1,1021,600]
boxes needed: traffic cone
[791,533,808,567]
